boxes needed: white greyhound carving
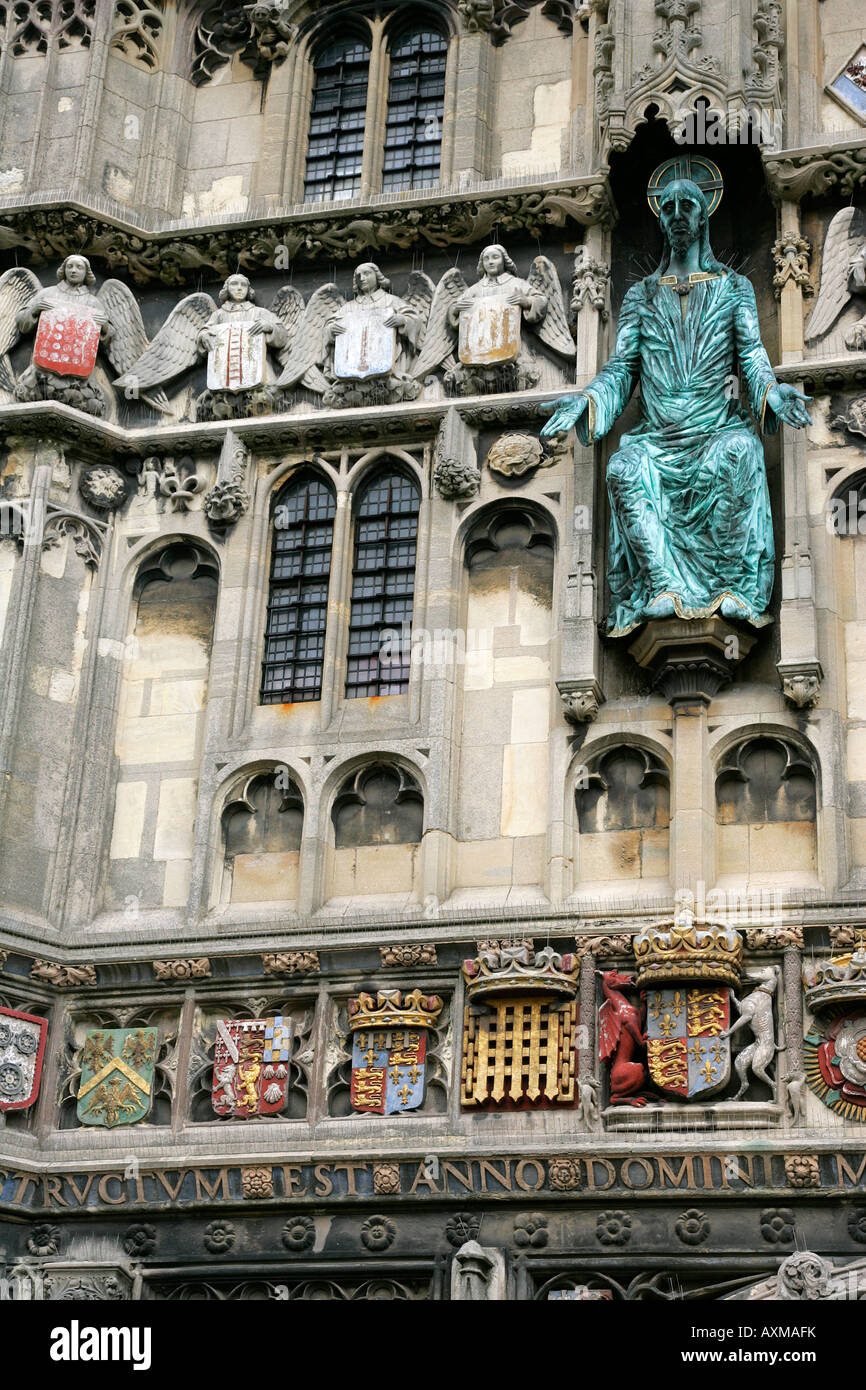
[721,966,779,1100]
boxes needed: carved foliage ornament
[0,181,614,287]
[457,0,574,46]
[191,2,296,86]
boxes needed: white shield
[206,320,266,392]
[333,304,396,380]
[458,298,521,366]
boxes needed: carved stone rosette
[262,950,320,975]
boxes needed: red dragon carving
[599,970,649,1106]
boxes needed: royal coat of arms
[206,320,267,392]
[348,990,443,1115]
[0,1006,47,1112]
[645,986,731,1099]
[34,307,100,377]
[458,298,521,366]
[77,1028,157,1128]
[211,1016,292,1118]
[333,303,397,380]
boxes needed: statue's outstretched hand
[767,383,812,429]
[540,392,588,437]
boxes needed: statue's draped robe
[576,270,778,636]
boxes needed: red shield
[212,1017,292,1118]
[34,307,100,378]
[0,1005,48,1112]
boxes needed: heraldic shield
[458,299,521,366]
[77,1027,157,1127]
[34,308,100,377]
[206,320,266,392]
[0,1006,47,1112]
[350,1027,428,1114]
[333,304,396,380]
[211,1016,292,1118]
[645,987,731,1099]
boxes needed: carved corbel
[777,660,823,710]
[557,677,604,723]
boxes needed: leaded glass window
[303,37,370,202]
[382,27,447,191]
[261,475,336,704]
[346,469,420,697]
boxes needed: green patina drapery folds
[543,176,811,636]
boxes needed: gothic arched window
[382,26,448,191]
[346,468,420,698]
[261,473,336,705]
[303,36,371,202]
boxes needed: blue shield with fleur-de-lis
[350,1027,428,1115]
[645,987,731,1099]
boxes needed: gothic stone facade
[1,0,866,1303]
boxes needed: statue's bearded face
[658,181,704,254]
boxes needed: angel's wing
[98,278,172,413]
[528,255,576,359]
[805,207,862,342]
[113,293,215,404]
[269,285,304,368]
[410,267,466,379]
[597,997,622,1060]
[0,266,40,392]
[403,269,436,346]
[276,284,342,391]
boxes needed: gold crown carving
[462,943,579,1002]
[803,943,866,1011]
[348,989,443,1032]
[633,910,742,988]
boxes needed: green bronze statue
[542,178,811,637]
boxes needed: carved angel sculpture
[276,261,435,407]
[0,254,167,419]
[412,244,576,395]
[805,207,866,352]
[115,272,302,420]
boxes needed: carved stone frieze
[262,950,320,975]
[30,960,97,987]
[240,1165,274,1199]
[380,943,437,967]
[0,179,615,287]
[79,465,128,511]
[745,926,804,951]
[575,933,633,958]
[764,140,866,204]
[152,958,211,981]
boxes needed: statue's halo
[647,155,724,218]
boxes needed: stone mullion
[437,22,460,184]
[0,460,52,872]
[46,514,115,929]
[578,948,599,1130]
[320,483,352,729]
[360,17,387,198]
[140,69,195,217]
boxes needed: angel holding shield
[0,254,169,418]
[114,273,303,420]
[277,260,433,407]
[411,243,575,395]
